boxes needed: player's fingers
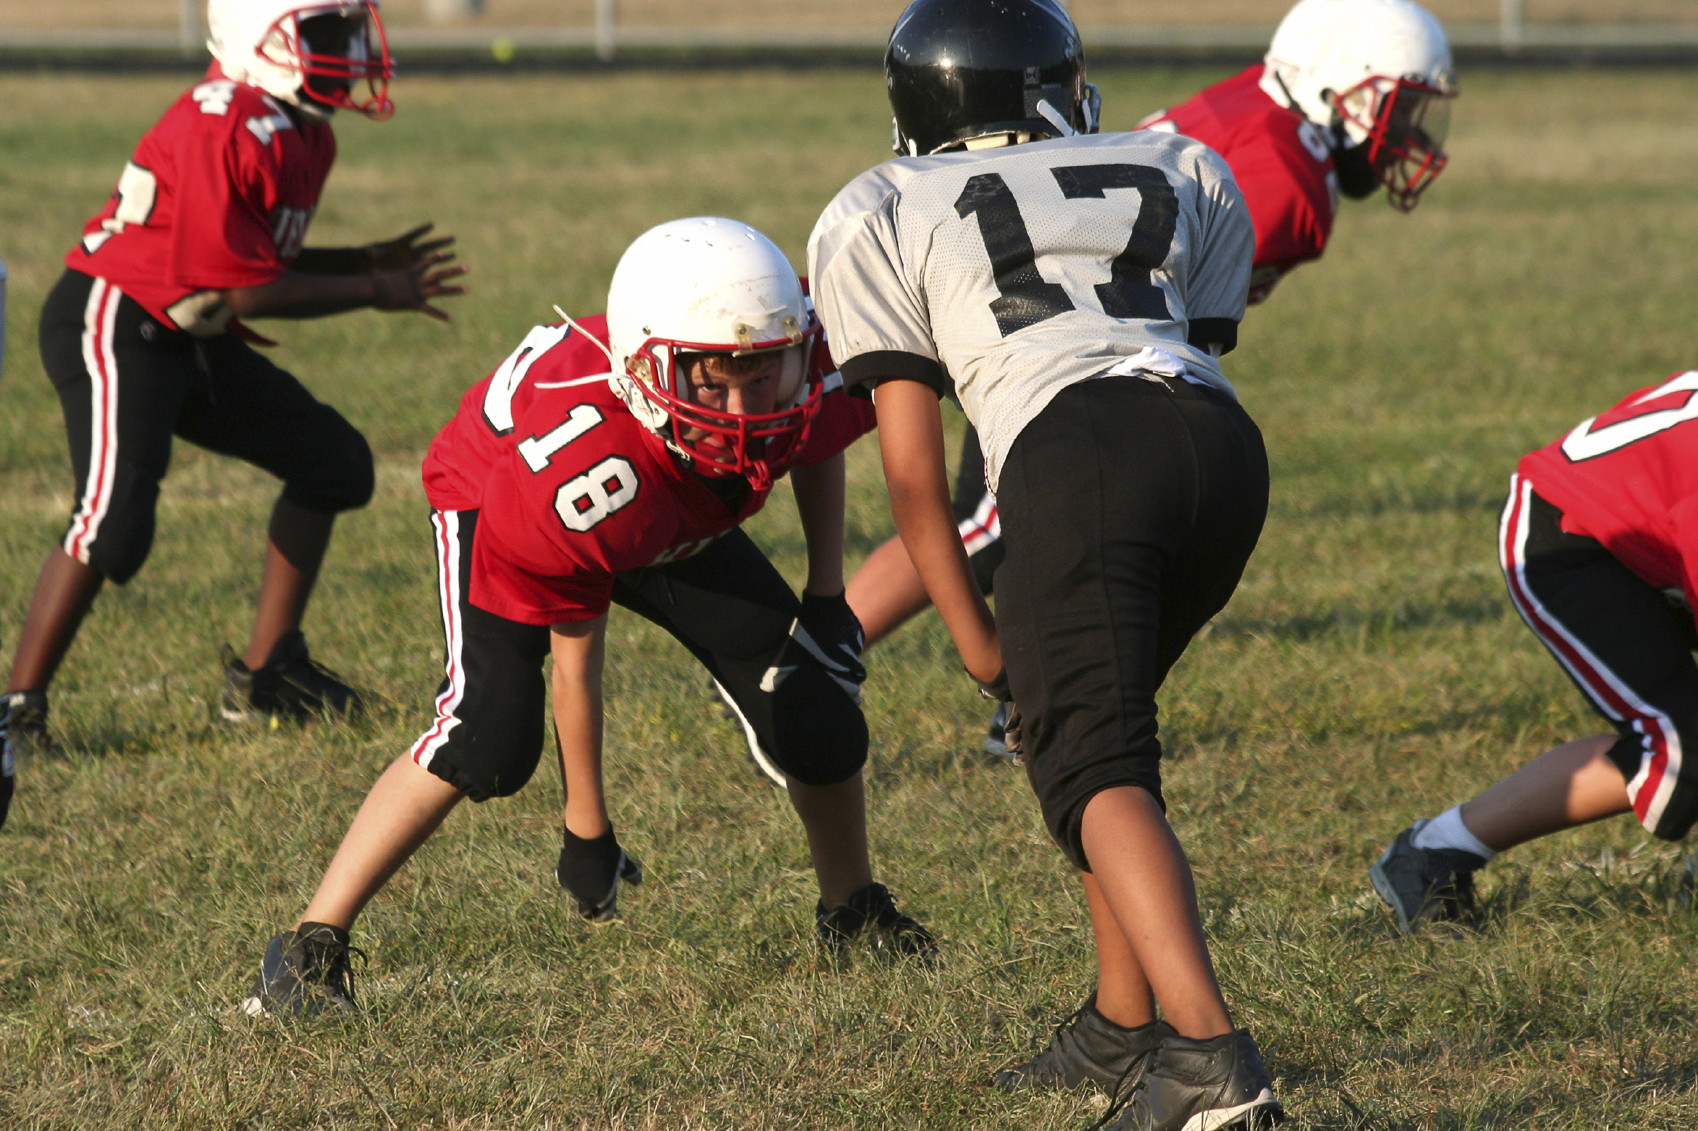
[397,221,434,245]
[418,301,452,322]
[416,235,455,254]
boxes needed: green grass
[4,67,1698,1129]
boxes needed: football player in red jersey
[1372,370,1698,933]
[241,218,934,1015]
[843,0,1457,759]
[0,0,465,787]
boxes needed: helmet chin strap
[553,304,616,371]
[1033,99,1077,138]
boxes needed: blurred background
[2,1,1695,58]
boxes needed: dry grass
[3,64,1698,1129]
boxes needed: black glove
[773,590,867,703]
[556,826,643,921]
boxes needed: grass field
[3,65,1698,1130]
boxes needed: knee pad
[77,465,160,584]
[766,662,868,786]
[285,412,373,514]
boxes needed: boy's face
[297,12,365,103]
[676,352,786,457]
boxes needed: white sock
[1412,805,1496,861]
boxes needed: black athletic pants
[38,269,372,583]
[994,376,1269,871]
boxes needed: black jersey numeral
[952,162,1178,338]
[1051,164,1177,322]
[953,173,1076,336]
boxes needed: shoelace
[1086,1041,1163,1131]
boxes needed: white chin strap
[1034,99,1076,138]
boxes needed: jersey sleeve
[1180,145,1255,353]
[808,177,949,399]
[168,111,292,291]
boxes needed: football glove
[556,826,643,922]
[761,590,867,703]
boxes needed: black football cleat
[1370,819,1486,934]
[994,994,1171,1093]
[816,882,937,962]
[241,922,364,1017]
[1100,1029,1283,1131]
[222,632,365,725]
[1,690,63,761]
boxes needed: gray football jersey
[808,130,1253,491]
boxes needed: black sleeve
[1187,317,1239,357]
[838,350,949,401]
[293,246,373,276]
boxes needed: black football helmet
[885,0,1099,156]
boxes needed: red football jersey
[66,63,335,335]
[1140,65,1337,304]
[1519,370,1698,606]
[422,315,875,625]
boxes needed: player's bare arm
[873,378,999,683]
[790,452,848,597]
[550,615,610,842]
[223,254,467,322]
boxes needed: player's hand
[366,223,457,271]
[796,590,867,698]
[372,257,469,322]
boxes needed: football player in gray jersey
[809,2,1281,1128]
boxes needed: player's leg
[174,336,374,720]
[612,531,932,952]
[5,273,189,756]
[243,510,554,1015]
[1374,482,1698,931]
[994,378,1274,1117]
[846,422,1003,646]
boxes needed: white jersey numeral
[555,457,639,532]
[192,80,237,116]
[81,161,159,254]
[482,323,573,434]
[517,404,603,472]
[1560,370,1698,461]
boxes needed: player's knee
[79,472,159,584]
[767,666,868,786]
[286,413,373,513]
[429,713,546,802]
[1040,755,1165,873]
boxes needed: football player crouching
[242,217,934,1017]
[0,0,465,812]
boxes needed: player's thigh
[612,531,867,785]
[996,379,1199,867]
[612,530,797,668]
[1153,387,1269,680]
[1504,487,1698,838]
[408,509,552,800]
[173,337,373,512]
[40,271,196,580]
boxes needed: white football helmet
[207,0,394,120]
[1260,0,1456,210]
[605,217,821,489]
